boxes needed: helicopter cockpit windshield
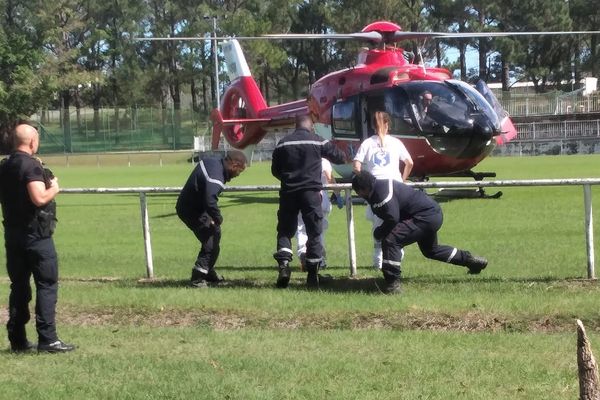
[376,80,501,158]
[399,80,501,136]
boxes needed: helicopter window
[403,81,474,132]
[332,98,360,139]
[448,80,501,130]
[359,89,421,137]
[371,88,419,136]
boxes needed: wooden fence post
[577,319,600,400]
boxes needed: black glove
[373,226,385,241]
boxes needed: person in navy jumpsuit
[352,170,488,294]
[271,115,346,289]
[176,151,247,287]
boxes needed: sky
[443,46,481,70]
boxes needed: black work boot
[381,266,402,294]
[190,267,209,288]
[276,261,291,288]
[306,272,319,289]
[204,269,224,283]
[465,253,488,275]
[305,262,320,290]
[382,278,402,294]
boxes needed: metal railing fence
[514,120,600,141]
[499,92,600,116]
[61,178,599,280]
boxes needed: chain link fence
[36,107,209,154]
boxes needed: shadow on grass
[64,273,595,293]
[153,212,177,219]
[220,193,279,207]
[132,275,388,293]
[400,274,586,285]
[1,349,39,356]
[131,274,594,293]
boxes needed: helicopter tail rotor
[210,39,269,150]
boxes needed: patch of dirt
[2,306,597,333]
[1,276,597,333]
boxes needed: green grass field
[0,154,599,399]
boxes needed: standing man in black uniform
[271,115,346,289]
[176,150,247,287]
[352,170,488,294]
[0,122,75,352]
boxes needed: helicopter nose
[479,125,493,137]
[474,116,498,139]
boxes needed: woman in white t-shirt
[352,111,414,270]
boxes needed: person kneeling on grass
[351,170,488,294]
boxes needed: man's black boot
[381,266,402,294]
[382,278,402,294]
[190,267,208,288]
[464,253,488,274]
[305,262,320,289]
[204,268,224,283]
[276,261,291,288]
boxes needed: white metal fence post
[583,184,596,279]
[139,192,155,279]
[344,188,357,277]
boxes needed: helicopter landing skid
[427,170,502,199]
[433,188,502,199]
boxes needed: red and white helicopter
[207,21,594,185]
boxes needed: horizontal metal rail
[61,178,599,280]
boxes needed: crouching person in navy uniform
[176,151,247,287]
[271,115,346,289]
[352,170,488,294]
[0,122,75,353]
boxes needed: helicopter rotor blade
[134,32,384,42]
[391,30,600,42]
[134,29,599,44]
[262,31,383,43]
[133,36,268,42]
[439,30,600,38]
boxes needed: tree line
[1,0,598,147]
